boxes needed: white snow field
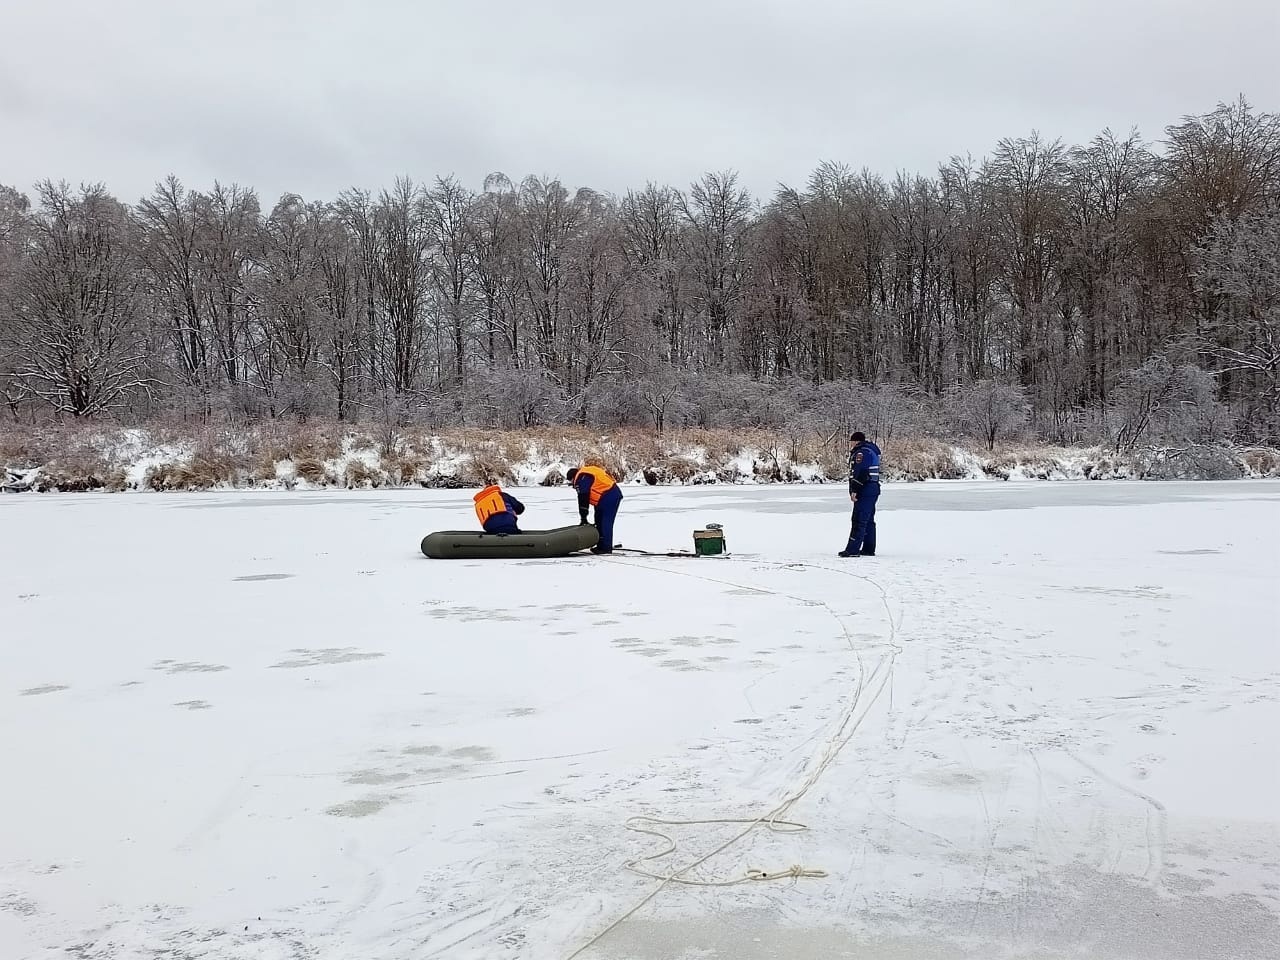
[2,481,1279,960]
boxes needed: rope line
[564,555,901,959]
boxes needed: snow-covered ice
[1,481,1278,959]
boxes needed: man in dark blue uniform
[840,431,880,557]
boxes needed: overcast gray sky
[3,0,1276,206]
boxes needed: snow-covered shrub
[1129,445,1246,480]
[1110,359,1232,453]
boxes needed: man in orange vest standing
[566,465,623,554]
[473,484,526,535]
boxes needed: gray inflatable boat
[420,523,599,559]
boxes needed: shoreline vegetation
[3,422,1277,493]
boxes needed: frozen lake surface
[2,480,1278,959]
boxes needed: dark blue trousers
[846,486,879,555]
[593,486,623,552]
[483,514,519,534]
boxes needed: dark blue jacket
[483,492,525,534]
[849,441,882,497]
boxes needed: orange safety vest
[575,465,616,505]
[473,485,507,525]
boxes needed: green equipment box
[693,527,726,556]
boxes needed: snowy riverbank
[4,423,1278,493]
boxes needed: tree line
[1,95,1277,445]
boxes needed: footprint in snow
[448,746,496,761]
[671,636,705,647]
[20,684,69,696]
[159,662,229,674]
[326,796,395,818]
[269,648,382,668]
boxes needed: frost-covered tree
[1194,204,1280,439]
[947,380,1030,451]
[1110,358,1230,453]
[0,184,31,418]
[11,182,152,417]
[373,178,433,396]
[425,175,477,387]
[678,171,754,366]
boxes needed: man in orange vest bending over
[473,484,526,535]
[566,465,623,554]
